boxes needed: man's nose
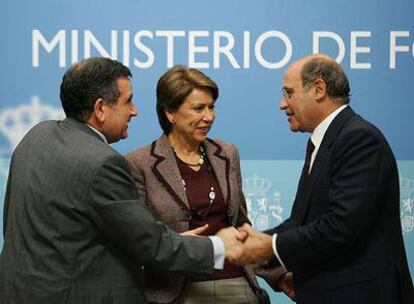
[130,103,138,117]
[279,98,288,111]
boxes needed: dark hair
[60,57,132,121]
[156,65,219,134]
[301,57,350,104]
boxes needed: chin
[108,138,120,144]
[289,125,299,132]
[194,138,205,145]
[194,133,207,142]
[121,129,129,139]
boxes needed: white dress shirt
[86,124,108,144]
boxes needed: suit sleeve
[87,154,214,274]
[277,128,392,271]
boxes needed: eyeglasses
[282,87,294,100]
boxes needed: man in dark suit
[234,54,414,303]
[0,57,244,303]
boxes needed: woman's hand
[180,224,209,236]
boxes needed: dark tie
[304,138,315,180]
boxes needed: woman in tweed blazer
[126,66,285,304]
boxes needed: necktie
[304,138,315,180]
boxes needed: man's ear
[313,78,327,101]
[93,98,106,123]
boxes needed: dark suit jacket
[126,135,284,303]
[0,118,214,304]
[269,107,414,304]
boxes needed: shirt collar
[310,104,348,148]
[86,124,108,144]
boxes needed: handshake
[182,223,295,300]
[183,223,274,265]
[217,223,274,265]
[217,224,295,301]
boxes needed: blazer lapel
[204,139,230,204]
[296,106,356,224]
[150,135,190,211]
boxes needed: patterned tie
[304,138,315,181]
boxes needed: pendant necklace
[173,144,204,167]
[178,145,216,208]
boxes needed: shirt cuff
[272,233,286,269]
[208,236,225,270]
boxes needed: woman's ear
[165,109,175,124]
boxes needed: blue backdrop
[1,1,413,302]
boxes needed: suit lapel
[204,139,230,204]
[150,135,190,211]
[295,106,356,224]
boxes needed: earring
[171,118,175,123]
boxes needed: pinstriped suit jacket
[0,118,214,304]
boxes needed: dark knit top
[176,157,243,280]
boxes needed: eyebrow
[283,86,295,94]
[191,100,215,105]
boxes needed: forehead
[283,61,303,87]
[183,88,214,104]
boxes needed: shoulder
[340,114,388,146]
[332,113,395,162]
[12,120,60,161]
[57,122,128,175]
[125,142,153,165]
[207,138,238,155]
[20,120,57,140]
[206,138,240,163]
[75,142,128,181]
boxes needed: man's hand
[279,272,295,301]
[216,227,247,262]
[180,224,209,237]
[235,223,274,265]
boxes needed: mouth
[285,111,294,119]
[197,126,211,133]
[285,112,295,123]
